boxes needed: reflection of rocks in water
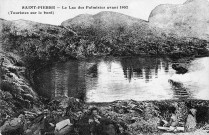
[172,64,188,74]
[120,57,161,82]
[86,64,98,78]
[162,61,169,72]
[34,61,87,101]
[145,68,152,83]
[168,79,190,98]
[121,58,143,81]
[133,68,142,74]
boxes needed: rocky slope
[0,19,76,130]
[0,52,40,125]
[149,0,209,40]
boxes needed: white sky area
[0,0,187,25]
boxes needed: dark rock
[172,63,188,74]
[168,79,184,88]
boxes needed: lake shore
[1,51,209,135]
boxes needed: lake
[33,57,209,102]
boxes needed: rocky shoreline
[0,52,42,122]
[0,51,209,135]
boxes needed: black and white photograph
[0,0,209,134]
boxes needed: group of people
[38,107,128,135]
[0,103,199,135]
[39,104,199,134]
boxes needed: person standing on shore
[185,107,197,132]
[88,107,102,135]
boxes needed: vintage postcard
[0,0,209,134]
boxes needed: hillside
[149,0,209,40]
[61,11,149,33]
[0,19,77,65]
[61,10,209,57]
[61,11,153,39]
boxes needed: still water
[34,57,209,102]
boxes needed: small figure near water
[88,107,120,135]
[158,107,182,132]
[163,107,178,128]
[185,107,197,132]
[88,107,102,135]
[40,109,55,135]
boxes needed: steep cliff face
[149,0,209,40]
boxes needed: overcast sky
[0,0,188,25]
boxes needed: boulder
[172,63,188,74]
[0,115,25,134]
[54,119,73,135]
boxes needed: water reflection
[34,57,209,102]
[120,58,163,82]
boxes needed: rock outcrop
[172,64,188,74]
[0,52,40,126]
